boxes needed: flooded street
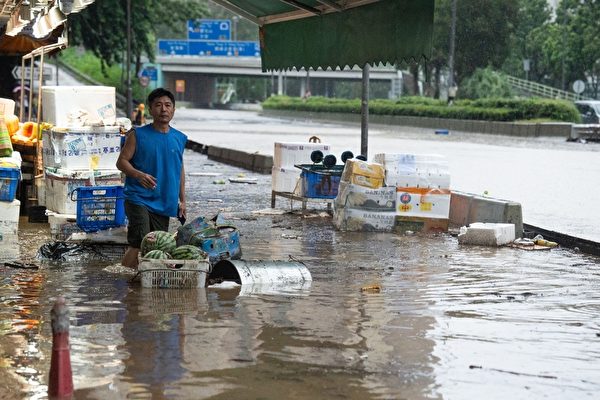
[1,150,599,399]
[173,108,600,242]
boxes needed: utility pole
[126,0,133,119]
[361,63,370,158]
[448,0,457,89]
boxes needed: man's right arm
[116,131,157,189]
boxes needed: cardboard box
[333,208,396,232]
[0,199,20,235]
[273,142,332,168]
[44,168,123,215]
[41,86,116,126]
[396,187,451,219]
[336,182,396,211]
[42,126,121,170]
[394,216,449,234]
[341,159,385,182]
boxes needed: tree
[460,67,514,99]
[68,0,207,73]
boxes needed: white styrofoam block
[273,142,332,168]
[458,222,516,246]
[271,166,302,194]
[47,212,81,240]
[44,168,123,215]
[0,233,19,261]
[41,86,116,127]
[42,126,121,170]
[0,98,15,117]
[0,199,20,235]
[396,189,451,219]
[373,153,448,166]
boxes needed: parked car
[574,100,600,124]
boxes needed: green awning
[212,0,434,72]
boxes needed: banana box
[341,159,385,182]
[394,216,449,234]
[333,208,396,232]
[335,182,395,211]
[396,187,451,219]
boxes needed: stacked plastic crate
[40,86,125,239]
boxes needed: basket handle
[308,136,321,143]
[69,188,78,201]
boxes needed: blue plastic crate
[72,185,126,232]
[296,164,344,199]
[0,167,20,202]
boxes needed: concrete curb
[186,140,273,174]
[262,109,572,138]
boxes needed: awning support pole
[361,63,370,159]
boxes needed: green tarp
[259,0,434,71]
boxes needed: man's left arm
[179,164,186,219]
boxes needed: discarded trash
[361,284,382,293]
[533,235,558,248]
[228,177,257,184]
[188,172,222,177]
[206,198,224,203]
[207,259,312,287]
[3,261,39,270]
[281,234,298,239]
[435,129,449,135]
[210,281,241,289]
[212,179,226,184]
[252,208,289,215]
[508,237,553,251]
[458,223,515,246]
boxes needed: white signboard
[12,65,53,80]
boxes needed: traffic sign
[157,40,189,56]
[573,80,585,94]
[188,40,260,57]
[12,65,52,80]
[139,66,158,81]
[188,19,230,40]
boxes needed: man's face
[149,95,175,124]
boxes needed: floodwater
[174,108,600,242]
[1,151,600,399]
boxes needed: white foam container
[274,142,332,168]
[0,98,15,117]
[271,166,302,194]
[42,126,121,170]
[0,199,20,235]
[458,222,516,246]
[41,86,116,126]
[385,171,451,189]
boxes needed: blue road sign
[188,40,261,57]
[188,19,231,40]
[139,66,158,81]
[157,40,189,56]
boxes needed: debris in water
[3,261,39,270]
[228,177,257,184]
[252,208,289,215]
[361,284,381,293]
[188,172,222,177]
[281,234,298,239]
[212,179,226,184]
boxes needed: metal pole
[361,63,370,159]
[126,0,133,119]
[561,10,567,91]
[448,0,457,88]
[28,57,34,121]
[19,57,25,121]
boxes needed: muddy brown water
[1,151,599,399]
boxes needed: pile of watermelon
[141,231,207,260]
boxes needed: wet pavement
[1,150,599,399]
[173,108,600,242]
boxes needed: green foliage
[262,95,580,123]
[460,68,514,99]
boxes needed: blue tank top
[124,124,187,217]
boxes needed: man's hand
[137,172,157,189]
[178,201,187,219]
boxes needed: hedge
[262,96,581,123]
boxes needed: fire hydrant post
[48,296,73,398]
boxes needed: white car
[575,100,600,124]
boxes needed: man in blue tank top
[116,88,187,268]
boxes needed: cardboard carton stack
[271,141,332,195]
[334,154,451,233]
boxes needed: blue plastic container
[193,226,242,264]
[0,167,20,202]
[296,164,344,199]
[72,185,126,232]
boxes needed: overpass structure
[151,55,404,106]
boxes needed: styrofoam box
[373,153,448,167]
[0,233,19,262]
[272,166,302,194]
[0,98,15,117]
[335,182,396,211]
[42,126,121,170]
[385,171,451,189]
[396,188,451,219]
[333,207,396,232]
[0,199,20,235]
[274,142,332,168]
[458,222,516,246]
[45,168,123,215]
[48,213,81,241]
[41,86,116,126]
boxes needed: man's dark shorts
[124,200,170,248]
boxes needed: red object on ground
[48,297,73,398]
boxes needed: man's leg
[123,201,150,269]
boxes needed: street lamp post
[448,0,457,89]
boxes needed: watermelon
[143,249,171,259]
[140,231,176,255]
[171,245,206,260]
